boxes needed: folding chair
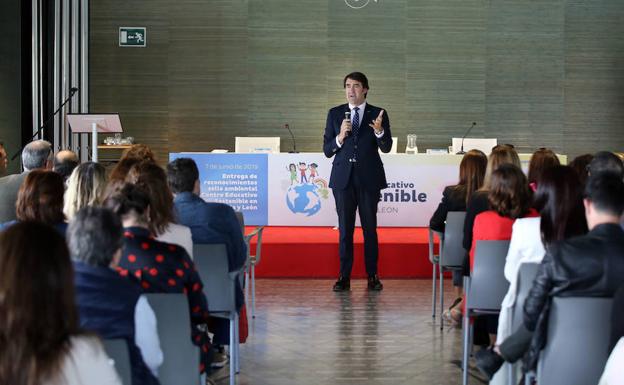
[102,339,132,385]
[461,240,510,385]
[536,297,613,385]
[235,211,265,318]
[507,262,539,385]
[438,211,466,329]
[194,243,246,385]
[145,293,200,385]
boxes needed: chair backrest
[193,243,237,313]
[538,297,613,385]
[440,211,466,267]
[145,293,200,385]
[428,228,442,264]
[466,240,510,311]
[511,263,540,330]
[102,339,132,385]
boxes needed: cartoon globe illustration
[286,183,322,216]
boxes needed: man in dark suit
[323,72,393,292]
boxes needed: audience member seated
[429,149,487,319]
[588,151,624,178]
[568,153,593,187]
[167,158,247,364]
[526,147,560,192]
[121,144,157,164]
[489,165,587,384]
[126,161,193,258]
[463,145,521,265]
[54,149,80,183]
[69,206,162,385]
[0,141,8,177]
[104,184,215,373]
[0,139,53,222]
[0,170,67,235]
[64,162,108,220]
[475,172,624,380]
[0,221,122,385]
[464,164,538,343]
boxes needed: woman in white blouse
[490,165,587,384]
[0,221,121,385]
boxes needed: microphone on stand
[11,87,80,160]
[285,123,298,153]
[456,121,477,155]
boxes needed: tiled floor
[211,279,486,385]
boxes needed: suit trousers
[333,167,380,278]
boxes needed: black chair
[102,338,132,385]
[537,297,613,385]
[145,293,201,385]
[461,240,510,385]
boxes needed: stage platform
[246,226,439,279]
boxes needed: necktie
[352,107,360,138]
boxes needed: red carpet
[246,226,439,278]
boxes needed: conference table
[169,152,565,227]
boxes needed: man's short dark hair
[584,172,624,217]
[588,151,624,179]
[167,158,199,193]
[67,206,123,267]
[343,72,369,94]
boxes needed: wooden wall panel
[563,0,624,157]
[0,0,21,174]
[485,0,564,154]
[90,0,170,162]
[406,0,486,153]
[89,0,624,161]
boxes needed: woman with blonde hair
[64,162,107,220]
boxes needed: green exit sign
[119,27,146,47]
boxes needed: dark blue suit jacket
[173,192,246,310]
[323,103,392,191]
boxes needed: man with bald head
[0,140,53,222]
[53,149,80,183]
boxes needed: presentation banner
[168,152,462,227]
[169,153,268,225]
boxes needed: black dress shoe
[333,277,350,292]
[475,347,504,380]
[367,275,383,291]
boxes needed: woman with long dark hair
[429,149,487,316]
[0,221,121,385]
[488,165,587,384]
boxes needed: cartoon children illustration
[309,163,318,182]
[298,162,308,183]
[288,163,298,185]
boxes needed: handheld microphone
[344,111,351,136]
[456,122,477,155]
[285,123,298,153]
[11,86,80,160]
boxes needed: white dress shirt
[335,101,385,147]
